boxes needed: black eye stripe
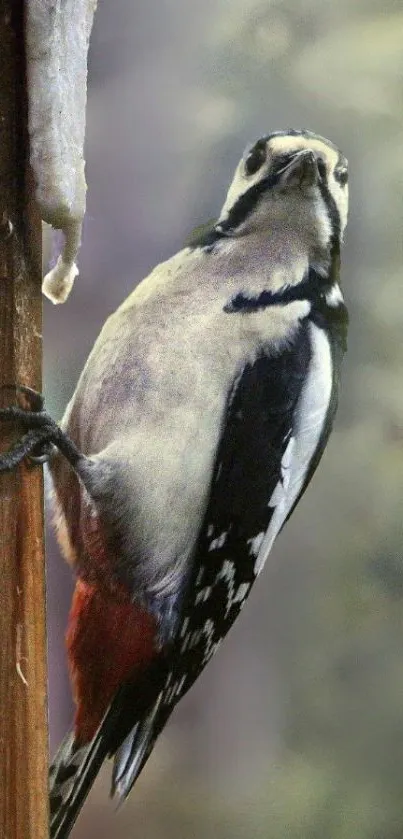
[317,158,327,180]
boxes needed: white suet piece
[25,0,98,303]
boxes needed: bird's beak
[278,149,318,188]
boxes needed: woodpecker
[0,129,349,838]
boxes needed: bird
[0,128,349,837]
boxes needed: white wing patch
[195,585,213,605]
[208,531,228,551]
[210,559,251,619]
[201,620,221,665]
[255,322,333,575]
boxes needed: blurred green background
[44,0,403,836]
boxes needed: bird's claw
[0,385,53,471]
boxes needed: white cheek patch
[269,134,348,242]
[315,193,333,248]
[328,173,349,236]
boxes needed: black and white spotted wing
[110,303,346,797]
[167,321,313,687]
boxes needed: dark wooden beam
[0,1,49,836]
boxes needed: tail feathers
[49,729,109,839]
[49,690,168,839]
[111,693,163,800]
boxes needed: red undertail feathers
[67,578,158,742]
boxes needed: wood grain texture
[0,1,49,836]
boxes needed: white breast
[89,302,309,596]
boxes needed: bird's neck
[215,226,332,295]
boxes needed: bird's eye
[335,167,348,186]
[317,158,327,181]
[244,142,267,177]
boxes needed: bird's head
[216,129,348,264]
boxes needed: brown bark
[0,1,49,837]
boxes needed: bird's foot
[0,385,81,472]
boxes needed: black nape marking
[224,265,348,356]
[224,267,333,314]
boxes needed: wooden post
[0,1,49,837]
